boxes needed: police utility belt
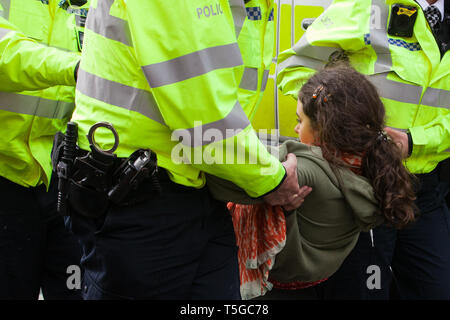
[52,122,160,218]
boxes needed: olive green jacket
[207,140,385,283]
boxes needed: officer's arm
[409,114,450,159]
[0,17,79,92]
[277,0,369,100]
[125,2,286,198]
[385,113,450,162]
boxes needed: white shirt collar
[416,0,445,21]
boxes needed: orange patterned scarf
[228,202,286,300]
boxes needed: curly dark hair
[298,64,417,229]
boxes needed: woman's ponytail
[362,132,418,229]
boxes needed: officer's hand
[384,127,409,158]
[264,153,312,211]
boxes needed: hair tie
[376,130,388,143]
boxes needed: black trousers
[391,164,450,300]
[254,224,396,300]
[68,169,241,300]
[0,176,82,300]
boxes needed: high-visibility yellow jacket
[277,0,449,174]
[234,0,275,121]
[73,0,285,198]
[0,0,87,188]
[0,17,77,91]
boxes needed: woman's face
[294,99,316,145]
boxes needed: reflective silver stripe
[173,101,250,147]
[369,73,422,104]
[85,0,131,47]
[0,0,10,19]
[229,0,246,38]
[278,53,326,72]
[261,69,270,92]
[421,87,450,110]
[0,91,74,119]
[142,43,243,88]
[239,67,258,91]
[239,68,270,91]
[370,0,392,73]
[0,27,10,39]
[292,35,339,63]
[77,68,165,125]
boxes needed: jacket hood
[279,140,384,231]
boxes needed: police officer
[384,0,449,300]
[277,0,449,299]
[0,0,89,299]
[65,0,305,299]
